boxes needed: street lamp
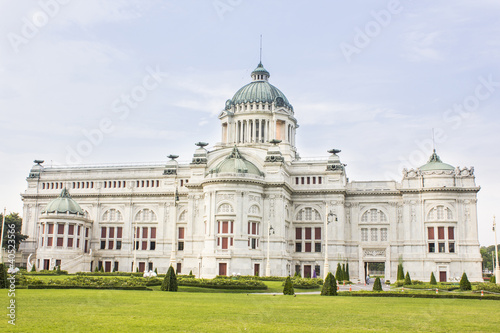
[324,203,337,278]
[493,216,500,284]
[265,223,274,276]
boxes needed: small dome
[230,63,291,108]
[42,188,84,215]
[209,147,263,176]
[419,150,455,171]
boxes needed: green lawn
[2,289,499,332]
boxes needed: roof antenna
[432,128,436,153]
[259,34,263,64]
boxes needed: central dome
[229,63,291,108]
[209,146,263,176]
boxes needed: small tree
[459,272,471,291]
[283,276,295,295]
[430,272,437,285]
[154,268,158,275]
[335,263,342,282]
[161,266,178,292]
[321,272,337,296]
[490,275,496,284]
[56,265,62,274]
[404,272,412,285]
[397,264,405,281]
[372,277,382,291]
[31,265,36,272]
[0,263,7,289]
[342,264,346,281]
[100,266,104,273]
[345,263,350,281]
[293,271,300,278]
[94,266,99,273]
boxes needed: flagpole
[494,216,500,284]
[0,208,6,263]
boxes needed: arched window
[248,205,260,215]
[296,207,321,221]
[361,209,387,223]
[102,209,123,222]
[427,206,453,221]
[134,209,157,222]
[218,203,234,214]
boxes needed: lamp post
[265,222,274,277]
[324,203,336,278]
[0,207,6,263]
[494,216,500,284]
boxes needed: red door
[304,265,312,278]
[139,262,145,273]
[254,264,260,276]
[439,271,446,282]
[219,263,227,276]
[105,261,112,273]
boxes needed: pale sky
[0,0,499,246]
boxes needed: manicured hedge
[338,291,500,300]
[76,272,143,277]
[177,277,267,290]
[27,285,151,290]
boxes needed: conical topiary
[321,272,337,296]
[373,277,382,291]
[345,263,350,281]
[397,264,405,281]
[161,265,178,291]
[459,272,471,291]
[430,272,437,285]
[404,272,412,285]
[335,263,342,282]
[31,265,36,272]
[342,264,346,281]
[283,276,295,295]
[0,264,7,289]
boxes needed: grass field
[2,289,500,332]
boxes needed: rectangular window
[67,238,73,248]
[427,227,434,240]
[305,242,312,252]
[178,227,185,239]
[176,263,182,274]
[251,238,257,249]
[108,240,114,249]
[361,228,368,242]
[296,228,302,240]
[142,241,147,250]
[438,227,445,240]
[143,227,148,239]
[222,237,228,249]
[429,243,435,253]
[101,227,106,238]
[68,225,74,235]
[370,228,378,241]
[438,242,445,253]
[448,227,454,240]
[100,241,106,250]
[48,224,54,234]
[76,239,80,248]
[77,226,81,236]
[252,223,257,235]
[150,227,156,239]
[178,241,184,251]
[58,224,64,234]
[109,227,114,238]
[315,227,321,240]
[114,262,119,272]
[57,238,63,247]
[117,227,123,238]
[305,227,312,240]
[318,177,322,184]
[315,243,321,252]
[381,228,388,241]
[116,241,122,250]
[47,237,53,246]
[222,222,229,233]
[295,243,302,252]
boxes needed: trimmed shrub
[335,263,342,282]
[490,275,496,284]
[345,263,350,281]
[288,277,323,289]
[404,272,412,285]
[283,276,294,295]
[0,264,7,288]
[154,268,158,275]
[372,277,382,291]
[321,272,337,296]
[430,272,437,285]
[161,266,178,292]
[476,282,500,293]
[459,272,471,291]
[178,277,266,290]
[31,265,36,272]
[397,264,405,281]
[293,271,300,278]
[342,264,346,281]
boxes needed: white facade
[20,63,483,282]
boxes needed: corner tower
[217,63,298,161]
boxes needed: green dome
[419,150,455,171]
[230,63,291,108]
[209,147,263,176]
[42,188,84,215]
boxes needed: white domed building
[20,63,483,281]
